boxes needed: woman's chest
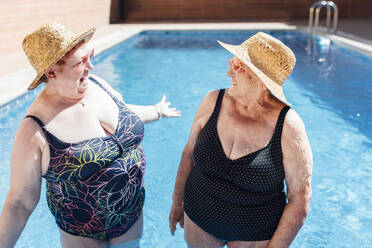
[45,89,120,143]
[194,127,284,191]
[216,116,276,160]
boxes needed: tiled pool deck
[1,21,372,106]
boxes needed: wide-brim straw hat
[217,32,296,105]
[22,23,96,90]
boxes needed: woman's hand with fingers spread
[155,95,181,118]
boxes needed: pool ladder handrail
[309,1,338,33]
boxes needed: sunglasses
[80,49,94,65]
[228,58,246,76]
[72,49,94,68]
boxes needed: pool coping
[1,22,371,107]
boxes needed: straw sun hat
[22,23,96,90]
[217,32,296,105]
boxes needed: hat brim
[28,27,96,90]
[217,40,290,106]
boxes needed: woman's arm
[127,95,181,124]
[0,119,44,248]
[267,109,313,248]
[88,74,180,123]
[169,90,218,235]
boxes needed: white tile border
[328,33,372,55]
[297,26,372,56]
[0,22,370,106]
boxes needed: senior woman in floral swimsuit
[0,23,180,248]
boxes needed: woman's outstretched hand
[169,201,184,236]
[155,95,181,118]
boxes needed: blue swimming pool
[0,30,371,247]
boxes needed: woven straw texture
[22,23,95,90]
[218,32,296,105]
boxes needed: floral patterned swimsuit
[25,77,145,240]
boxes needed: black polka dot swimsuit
[184,89,290,241]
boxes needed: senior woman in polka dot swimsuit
[169,32,313,248]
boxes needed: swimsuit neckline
[215,131,272,162]
[42,78,122,146]
[213,89,287,162]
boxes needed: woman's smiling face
[47,43,94,101]
[227,56,266,100]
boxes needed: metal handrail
[309,1,338,33]
[327,1,338,32]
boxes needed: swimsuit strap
[89,76,121,105]
[271,106,290,141]
[25,115,45,128]
[210,89,225,121]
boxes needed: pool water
[0,30,371,247]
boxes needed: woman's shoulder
[282,108,307,139]
[23,98,47,137]
[193,89,221,125]
[198,89,221,110]
[201,89,223,105]
[88,74,124,102]
[15,116,48,149]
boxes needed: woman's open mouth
[78,76,89,94]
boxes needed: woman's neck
[230,90,276,120]
[41,86,84,107]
